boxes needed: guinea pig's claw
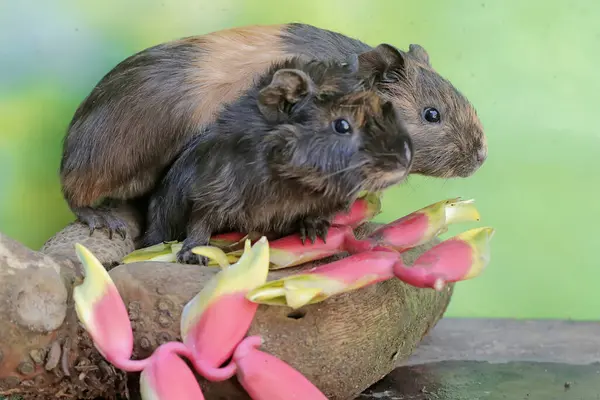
[316,224,330,244]
[78,208,128,240]
[299,226,307,245]
[177,248,209,266]
[299,217,331,245]
[298,222,317,245]
[106,222,128,241]
[114,226,128,241]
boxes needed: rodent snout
[383,136,413,181]
[389,136,413,172]
[400,139,413,168]
[475,147,487,164]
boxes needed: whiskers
[321,159,368,180]
[372,152,401,157]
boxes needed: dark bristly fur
[141,57,413,265]
[60,23,486,239]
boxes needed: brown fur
[61,25,291,208]
[334,91,385,128]
[379,53,486,178]
[185,25,290,125]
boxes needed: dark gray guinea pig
[141,56,413,265]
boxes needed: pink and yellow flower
[180,237,270,379]
[246,250,399,309]
[368,198,480,252]
[73,243,135,368]
[393,227,495,290]
[247,226,495,308]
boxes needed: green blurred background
[0,0,598,320]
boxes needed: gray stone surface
[357,318,600,400]
[404,318,600,366]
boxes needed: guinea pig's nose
[398,139,413,168]
[476,147,487,164]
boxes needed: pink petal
[184,293,258,370]
[140,346,205,400]
[393,227,495,290]
[310,250,398,285]
[233,336,327,400]
[73,244,134,367]
[88,284,134,365]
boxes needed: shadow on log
[0,205,452,400]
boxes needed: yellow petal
[246,274,346,308]
[122,241,180,264]
[205,254,242,268]
[285,287,323,309]
[419,199,449,226]
[246,286,287,302]
[148,253,177,263]
[458,227,495,279]
[444,199,481,224]
[191,245,231,268]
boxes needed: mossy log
[0,205,452,400]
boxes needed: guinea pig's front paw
[74,206,128,240]
[298,216,331,245]
[176,247,208,266]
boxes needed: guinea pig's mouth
[376,168,410,189]
[454,162,483,178]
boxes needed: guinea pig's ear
[408,44,431,66]
[258,69,315,121]
[357,44,407,85]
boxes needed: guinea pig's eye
[423,107,441,123]
[332,118,353,135]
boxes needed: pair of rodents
[59,23,487,263]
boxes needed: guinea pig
[60,23,484,239]
[141,56,413,265]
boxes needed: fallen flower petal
[180,237,270,371]
[122,233,252,264]
[139,345,205,400]
[233,336,328,400]
[73,243,134,367]
[121,241,180,264]
[247,250,398,309]
[393,227,495,290]
[191,245,232,268]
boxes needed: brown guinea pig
[59,23,485,239]
[141,56,413,265]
